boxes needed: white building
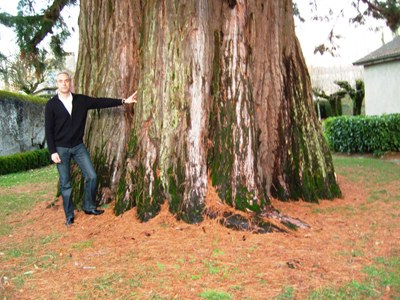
[353,36,400,116]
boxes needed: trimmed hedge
[0,90,48,105]
[0,149,52,175]
[324,114,400,156]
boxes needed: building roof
[353,35,400,66]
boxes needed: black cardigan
[45,93,123,154]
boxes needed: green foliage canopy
[0,0,78,60]
[357,0,400,34]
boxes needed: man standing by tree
[45,72,137,226]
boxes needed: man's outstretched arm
[85,90,138,109]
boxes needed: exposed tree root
[260,207,311,230]
[204,178,310,233]
[205,209,286,233]
[204,206,310,234]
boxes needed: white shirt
[57,90,73,115]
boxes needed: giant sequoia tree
[72,0,341,225]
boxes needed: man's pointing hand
[124,91,137,104]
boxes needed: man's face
[56,73,71,94]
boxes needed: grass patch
[77,272,126,299]
[309,254,400,299]
[212,248,225,257]
[312,205,355,214]
[200,290,232,300]
[0,235,61,293]
[274,286,295,299]
[202,259,220,274]
[71,240,93,251]
[333,157,400,184]
[273,254,400,299]
[0,165,58,236]
[1,233,61,261]
[0,166,57,214]
[0,164,58,187]
[230,285,243,291]
[337,248,364,258]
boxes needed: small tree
[0,50,61,94]
[335,80,365,116]
[312,88,346,117]
[0,0,76,93]
[313,80,365,117]
[0,53,10,90]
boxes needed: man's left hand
[124,91,137,104]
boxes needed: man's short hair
[57,72,71,79]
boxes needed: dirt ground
[1,155,400,299]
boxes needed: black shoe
[66,218,74,226]
[83,209,104,215]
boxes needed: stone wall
[0,95,46,156]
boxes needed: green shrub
[324,114,400,156]
[0,149,52,175]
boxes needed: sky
[0,1,395,67]
[294,0,393,66]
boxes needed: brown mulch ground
[1,156,400,299]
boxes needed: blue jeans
[56,143,97,220]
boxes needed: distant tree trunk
[329,98,341,117]
[354,100,362,116]
[75,0,341,223]
[353,79,365,116]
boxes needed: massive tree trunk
[74,0,341,224]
